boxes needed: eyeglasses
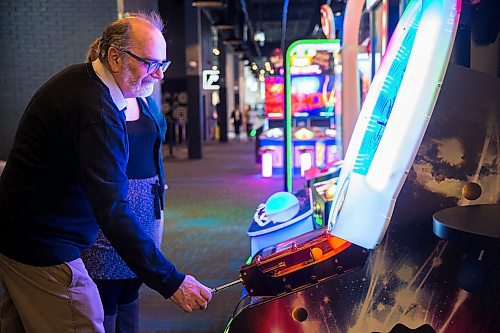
[119,49,171,74]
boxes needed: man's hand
[170,275,213,313]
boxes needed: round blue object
[265,191,300,222]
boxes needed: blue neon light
[353,11,421,175]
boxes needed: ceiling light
[191,1,226,8]
[253,31,266,46]
[212,21,234,30]
[223,37,244,45]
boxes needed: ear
[107,46,122,73]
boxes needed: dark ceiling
[197,0,346,60]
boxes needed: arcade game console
[224,1,494,332]
[238,0,462,297]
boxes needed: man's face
[117,20,167,98]
[120,56,156,97]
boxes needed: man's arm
[77,119,185,298]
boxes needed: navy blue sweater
[0,63,184,299]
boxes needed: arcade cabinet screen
[265,48,337,120]
[264,74,336,120]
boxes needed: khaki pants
[0,253,104,333]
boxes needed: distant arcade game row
[259,40,341,177]
[258,0,392,179]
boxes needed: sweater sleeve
[76,110,184,298]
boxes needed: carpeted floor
[138,139,304,333]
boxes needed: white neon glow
[366,8,448,192]
[300,152,313,176]
[290,65,321,75]
[328,0,462,249]
[325,128,336,137]
[292,43,340,53]
[264,128,284,138]
[262,152,273,178]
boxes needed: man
[0,12,212,332]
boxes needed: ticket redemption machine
[223,1,500,332]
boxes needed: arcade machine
[259,40,341,177]
[223,1,500,332]
[306,161,343,228]
[253,39,345,262]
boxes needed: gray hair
[87,11,165,64]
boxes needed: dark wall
[0,0,160,160]
[0,0,117,160]
[161,0,210,158]
[159,0,186,80]
[124,0,157,13]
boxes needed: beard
[121,63,156,97]
[133,78,155,97]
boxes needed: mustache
[142,78,157,85]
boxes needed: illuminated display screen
[265,74,336,119]
[264,76,284,119]
[292,74,335,118]
[265,43,339,121]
